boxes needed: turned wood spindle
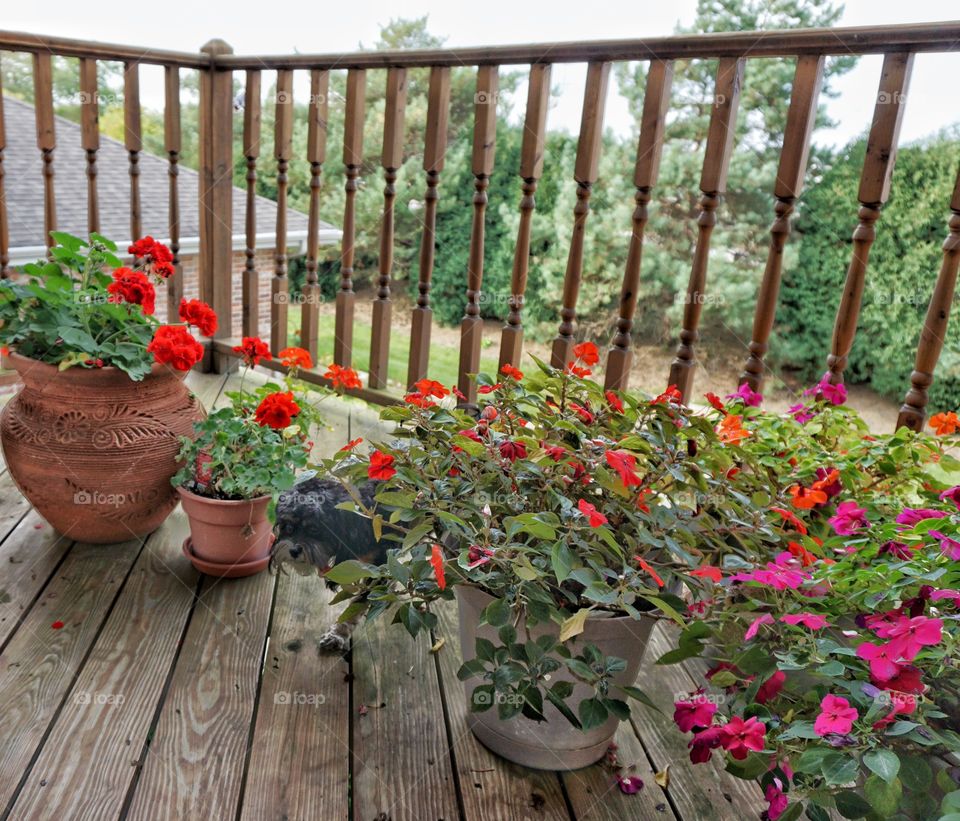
[33,53,56,249]
[124,62,142,241]
[0,63,9,278]
[79,58,100,235]
[271,69,294,353]
[241,70,262,337]
[164,66,183,321]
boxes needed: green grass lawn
[293,313,500,389]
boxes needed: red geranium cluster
[233,336,272,367]
[254,391,300,429]
[129,236,175,279]
[147,325,204,371]
[107,267,156,315]
[178,299,217,337]
[323,362,362,391]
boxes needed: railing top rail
[213,21,960,70]
[0,30,209,68]
[1,22,959,72]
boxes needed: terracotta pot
[177,487,273,577]
[0,352,204,543]
[455,585,656,770]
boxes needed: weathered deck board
[239,575,350,821]
[8,518,198,818]
[0,538,141,813]
[0,511,73,649]
[352,616,459,821]
[432,599,571,821]
[125,567,275,820]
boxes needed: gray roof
[2,96,336,250]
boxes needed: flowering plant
[172,339,358,501]
[314,345,787,730]
[666,381,960,821]
[0,232,213,380]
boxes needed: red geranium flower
[178,298,218,337]
[279,346,313,369]
[107,267,156,315]
[147,325,204,371]
[129,236,175,278]
[254,391,300,429]
[368,450,396,481]
[500,363,523,381]
[233,336,271,367]
[323,363,362,391]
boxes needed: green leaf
[323,560,378,585]
[804,802,831,821]
[897,755,932,792]
[619,685,660,713]
[821,752,859,786]
[482,598,511,628]
[834,790,872,819]
[862,749,899,784]
[864,775,902,817]
[578,697,608,730]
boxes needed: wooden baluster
[740,55,824,392]
[498,63,551,373]
[334,68,366,368]
[79,58,99,235]
[124,62,142,241]
[407,67,451,388]
[33,53,56,249]
[550,62,610,370]
[301,69,329,362]
[165,66,183,322]
[668,57,745,401]
[826,52,914,384]
[897,166,960,431]
[369,67,407,388]
[241,70,262,337]
[604,59,674,391]
[270,69,294,353]
[457,65,499,405]
[0,63,8,278]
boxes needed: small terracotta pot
[0,352,204,543]
[455,585,656,771]
[177,486,273,577]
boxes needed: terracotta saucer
[181,536,273,579]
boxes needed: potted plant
[0,232,214,543]
[314,344,783,769]
[663,382,960,820]
[172,338,360,578]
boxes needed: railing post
[198,39,234,371]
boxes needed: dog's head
[269,520,337,577]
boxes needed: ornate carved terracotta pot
[0,352,204,543]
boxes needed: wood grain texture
[0,66,7,277]
[352,617,458,820]
[432,600,569,820]
[241,69,262,337]
[7,518,198,819]
[79,57,100,235]
[124,62,142,240]
[301,69,330,361]
[126,569,275,819]
[0,539,142,814]
[164,65,183,322]
[271,68,294,353]
[33,52,56,246]
[239,575,350,821]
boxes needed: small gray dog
[270,476,388,652]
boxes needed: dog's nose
[288,546,302,559]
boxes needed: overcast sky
[4,0,959,147]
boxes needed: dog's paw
[318,624,351,654]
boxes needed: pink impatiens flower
[896,508,947,527]
[788,403,815,424]
[856,642,901,681]
[673,697,718,733]
[745,613,775,641]
[805,372,847,405]
[765,779,789,821]
[616,775,644,794]
[688,726,724,764]
[828,501,868,535]
[719,715,767,760]
[939,485,960,510]
[814,694,859,736]
[755,671,786,705]
[726,383,763,407]
[885,615,943,660]
[781,613,831,630]
[930,531,960,560]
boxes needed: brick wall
[154,248,283,342]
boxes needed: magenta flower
[856,641,901,680]
[688,726,724,764]
[930,531,960,560]
[804,372,847,405]
[788,403,815,424]
[617,775,644,795]
[781,613,831,630]
[673,698,718,733]
[814,466,842,498]
[931,589,960,604]
[731,558,810,591]
[814,694,859,736]
[939,485,960,510]
[886,615,943,660]
[744,613,775,641]
[720,715,767,760]
[828,501,868,535]
[765,779,789,821]
[896,508,947,527]
[755,671,787,705]
[879,540,914,560]
[726,383,762,407]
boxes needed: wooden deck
[0,370,763,821]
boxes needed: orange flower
[788,484,828,510]
[771,507,808,535]
[717,414,750,444]
[636,557,664,588]
[339,437,363,452]
[279,346,313,369]
[500,363,524,381]
[653,385,683,405]
[368,450,396,481]
[930,411,959,435]
[430,543,446,591]
[691,565,723,583]
[572,341,600,366]
[811,469,840,493]
[324,363,362,391]
[414,378,450,399]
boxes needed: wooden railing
[1,24,960,427]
